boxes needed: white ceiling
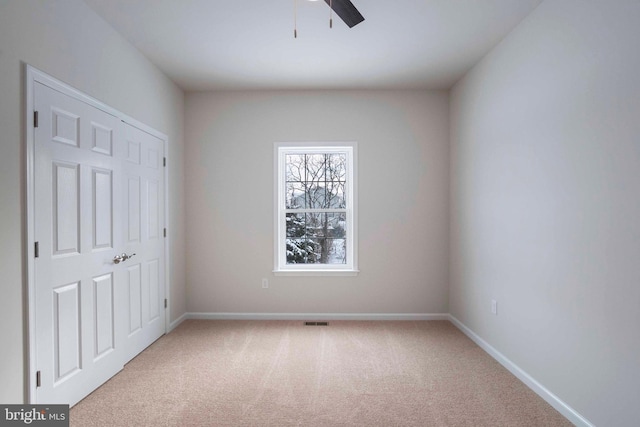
[83,0,542,91]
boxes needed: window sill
[273,269,359,277]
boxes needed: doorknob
[113,253,136,264]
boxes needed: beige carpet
[70,320,571,426]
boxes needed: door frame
[25,65,171,403]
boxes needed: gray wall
[185,90,449,315]
[450,0,640,425]
[0,0,186,403]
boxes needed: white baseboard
[448,315,594,427]
[186,312,450,321]
[168,313,188,332]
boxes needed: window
[274,142,358,275]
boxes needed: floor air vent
[304,321,329,326]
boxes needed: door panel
[52,162,80,255]
[51,107,80,147]
[127,140,141,164]
[147,180,160,239]
[92,168,113,250]
[93,273,115,360]
[91,122,113,156]
[146,146,160,169]
[53,281,81,383]
[127,177,141,243]
[148,259,160,322]
[127,263,143,335]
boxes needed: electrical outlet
[262,278,269,289]
[491,299,498,315]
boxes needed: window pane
[325,154,346,208]
[325,181,346,209]
[305,212,322,237]
[286,238,306,264]
[327,213,346,238]
[286,154,305,182]
[306,213,346,238]
[285,182,307,209]
[286,238,320,264]
[305,154,326,182]
[286,213,306,237]
[326,153,347,182]
[304,185,327,209]
[327,239,347,264]
[306,238,347,264]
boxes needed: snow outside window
[274,143,358,275]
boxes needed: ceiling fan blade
[324,0,365,28]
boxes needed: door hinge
[34,111,39,128]
[36,371,41,388]
[164,299,168,309]
[163,157,166,167]
[163,228,167,238]
[34,241,39,258]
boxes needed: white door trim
[25,65,171,403]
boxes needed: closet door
[33,82,166,406]
[121,122,166,362]
[34,82,126,406]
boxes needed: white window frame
[274,142,358,276]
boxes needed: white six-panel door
[33,81,166,406]
[122,123,166,362]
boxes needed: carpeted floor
[70,320,571,426]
